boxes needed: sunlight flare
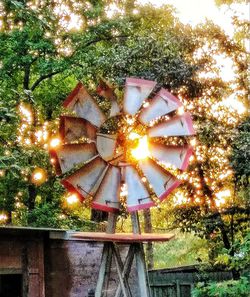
[131,135,150,160]
[31,168,47,185]
[50,137,61,149]
[66,193,79,205]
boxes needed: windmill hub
[98,114,148,163]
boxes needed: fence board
[180,284,191,297]
[149,265,234,297]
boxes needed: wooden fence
[148,265,233,297]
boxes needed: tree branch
[22,58,39,90]
[84,34,129,48]
[30,70,61,91]
[71,34,129,61]
[23,64,31,90]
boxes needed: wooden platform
[72,232,175,243]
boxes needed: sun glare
[131,135,150,160]
[215,189,231,207]
[31,168,47,185]
[66,193,79,205]
[137,0,248,36]
[50,137,61,149]
[0,212,8,222]
[54,4,83,31]
[129,132,140,140]
[222,95,246,115]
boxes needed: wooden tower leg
[114,244,135,297]
[95,213,117,297]
[131,212,152,297]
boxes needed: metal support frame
[95,212,152,297]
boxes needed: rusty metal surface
[61,156,108,199]
[139,158,180,201]
[53,143,97,174]
[124,165,155,211]
[148,113,195,138]
[63,83,106,127]
[149,143,193,170]
[139,88,182,125]
[59,116,97,142]
[96,133,117,162]
[92,166,121,212]
[123,78,156,116]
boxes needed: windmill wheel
[50,78,195,213]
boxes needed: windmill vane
[50,77,195,213]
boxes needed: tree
[0,0,249,275]
[0,1,201,226]
[231,117,250,196]
[215,0,248,6]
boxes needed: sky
[137,0,249,37]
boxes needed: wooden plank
[180,284,191,297]
[114,245,135,297]
[131,212,152,297]
[95,213,117,297]
[176,279,180,297]
[37,240,45,297]
[103,213,117,297]
[72,232,174,243]
[106,213,117,234]
[131,211,141,235]
[112,244,132,297]
[0,268,22,274]
[95,243,111,297]
[102,243,114,297]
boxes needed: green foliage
[231,117,250,186]
[25,202,100,231]
[214,232,250,272]
[215,0,247,6]
[171,204,250,269]
[153,231,208,268]
[192,277,250,297]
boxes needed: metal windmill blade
[62,156,108,201]
[63,82,106,127]
[50,143,97,175]
[92,165,121,212]
[124,164,155,212]
[139,88,182,125]
[148,143,193,170]
[123,78,157,116]
[96,78,121,117]
[59,116,97,142]
[50,78,195,212]
[139,158,181,202]
[148,113,195,137]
